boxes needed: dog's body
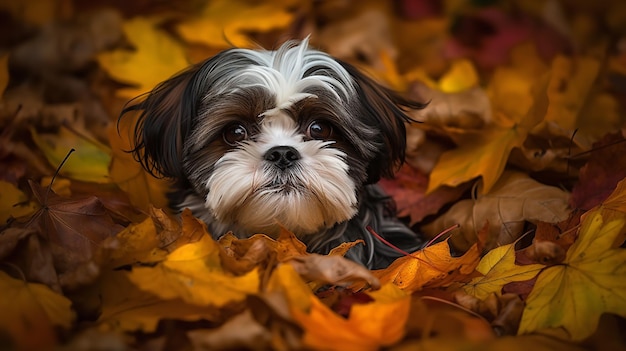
[122,39,426,268]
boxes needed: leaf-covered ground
[1,0,626,350]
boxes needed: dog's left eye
[223,123,248,145]
[307,120,333,140]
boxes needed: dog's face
[124,39,424,237]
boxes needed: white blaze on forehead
[225,38,355,107]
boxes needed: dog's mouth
[265,178,306,193]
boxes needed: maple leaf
[374,239,480,292]
[97,16,189,98]
[0,271,74,350]
[30,126,111,184]
[127,232,259,307]
[175,0,296,49]
[26,180,121,264]
[518,205,626,340]
[294,283,411,351]
[463,243,545,300]
[108,118,170,210]
[423,171,571,252]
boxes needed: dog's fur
[121,39,426,268]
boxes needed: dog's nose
[264,146,301,170]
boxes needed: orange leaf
[375,240,480,292]
[294,283,410,351]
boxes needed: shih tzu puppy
[121,38,427,269]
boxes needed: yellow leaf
[128,234,259,307]
[0,53,8,97]
[518,207,626,340]
[108,118,170,210]
[0,180,38,223]
[97,17,189,98]
[266,263,313,312]
[175,0,295,48]
[438,59,479,93]
[463,243,545,300]
[0,271,75,350]
[428,127,520,193]
[374,240,480,292]
[428,70,550,194]
[100,217,167,268]
[294,283,410,351]
[97,270,221,333]
[30,126,111,184]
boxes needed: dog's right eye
[223,124,248,146]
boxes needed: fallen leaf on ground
[423,171,571,252]
[30,126,111,184]
[97,270,223,333]
[288,253,381,289]
[26,180,121,264]
[374,239,480,292]
[518,202,626,340]
[0,271,74,350]
[378,164,467,225]
[463,243,545,300]
[127,233,259,307]
[175,0,296,49]
[294,283,410,351]
[97,16,189,98]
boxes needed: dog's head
[122,38,425,237]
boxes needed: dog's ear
[339,61,427,183]
[119,62,206,179]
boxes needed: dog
[121,38,427,269]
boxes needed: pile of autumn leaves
[1,1,626,350]
[2,176,626,350]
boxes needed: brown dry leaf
[96,270,222,333]
[408,83,491,130]
[187,310,272,351]
[0,271,74,350]
[570,133,626,210]
[423,171,571,252]
[374,240,480,293]
[288,253,381,290]
[26,180,121,264]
